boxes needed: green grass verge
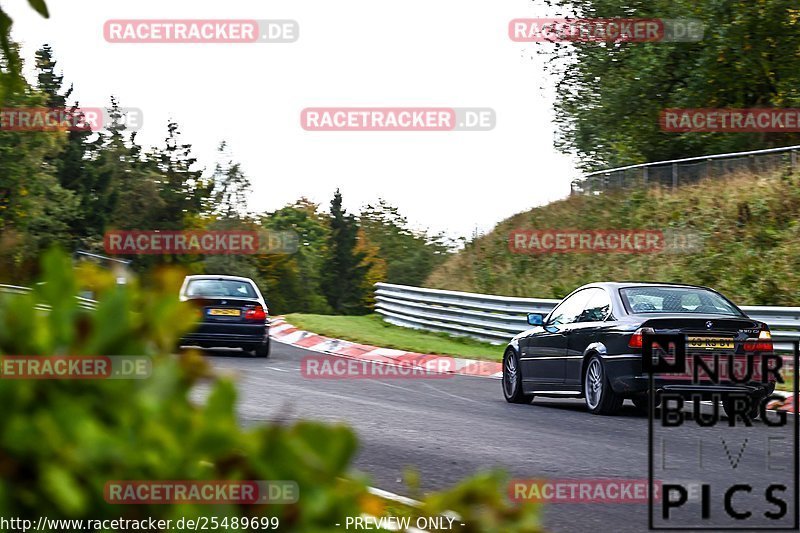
[282,313,503,361]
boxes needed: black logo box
[644,335,799,531]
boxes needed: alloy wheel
[585,359,603,409]
[504,353,518,397]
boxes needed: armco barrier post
[671,162,678,190]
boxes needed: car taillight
[244,305,267,321]
[744,328,773,353]
[628,327,655,349]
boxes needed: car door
[565,288,613,388]
[520,289,594,390]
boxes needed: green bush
[0,250,541,532]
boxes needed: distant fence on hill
[570,144,800,195]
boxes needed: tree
[35,43,68,107]
[321,190,369,314]
[207,140,251,220]
[260,198,332,314]
[151,120,211,229]
[33,44,100,245]
[359,199,452,286]
[93,97,163,232]
[544,0,800,170]
[0,2,49,108]
[0,80,77,280]
[354,227,386,309]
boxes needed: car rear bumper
[180,323,268,348]
[603,354,777,397]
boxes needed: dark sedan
[502,282,777,416]
[179,275,270,357]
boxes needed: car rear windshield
[619,286,742,316]
[185,279,257,298]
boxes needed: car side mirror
[527,313,544,326]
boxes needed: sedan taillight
[628,327,655,349]
[744,328,773,353]
[244,305,267,321]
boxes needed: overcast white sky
[8,0,578,239]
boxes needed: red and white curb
[269,317,502,378]
[766,393,796,413]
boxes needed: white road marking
[367,486,422,508]
[420,382,485,404]
[373,381,418,393]
[366,486,463,530]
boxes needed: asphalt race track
[196,341,797,533]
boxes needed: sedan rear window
[620,286,741,316]
[186,279,257,298]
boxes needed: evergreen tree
[33,44,99,244]
[35,44,68,107]
[208,140,251,220]
[86,97,185,242]
[151,120,211,229]
[198,142,258,293]
[321,190,369,314]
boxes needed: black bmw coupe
[502,282,778,416]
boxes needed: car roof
[580,281,715,291]
[184,275,256,283]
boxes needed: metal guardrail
[0,284,31,295]
[571,144,800,195]
[0,284,98,310]
[374,283,800,353]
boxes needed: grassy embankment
[283,313,502,361]
[426,170,800,306]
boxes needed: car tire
[584,355,623,415]
[502,349,534,404]
[253,338,270,358]
[722,394,760,421]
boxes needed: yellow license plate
[688,336,734,350]
[209,308,240,316]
